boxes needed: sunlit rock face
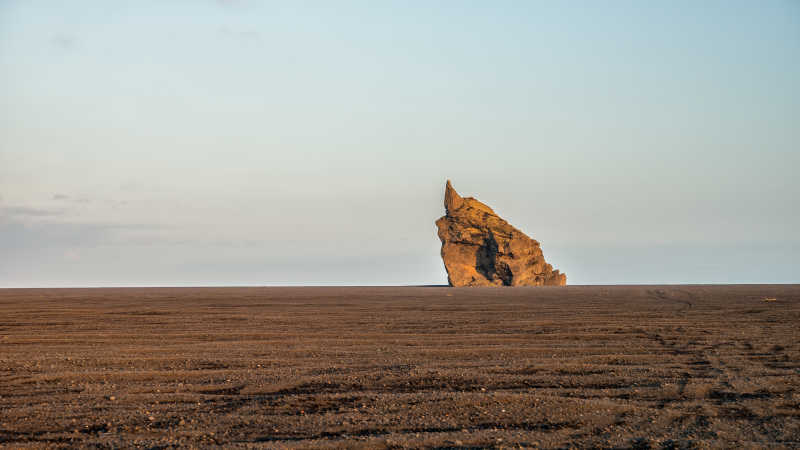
[435,180,566,287]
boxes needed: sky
[0,1,798,287]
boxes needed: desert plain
[0,285,798,448]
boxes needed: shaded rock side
[436,180,566,287]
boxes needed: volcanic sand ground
[1,285,798,448]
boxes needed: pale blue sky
[1,1,798,286]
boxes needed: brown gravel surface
[1,285,798,449]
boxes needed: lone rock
[435,180,566,287]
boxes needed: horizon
[1,1,798,287]
[1,282,797,290]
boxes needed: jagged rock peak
[444,179,464,213]
[435,180,566,287]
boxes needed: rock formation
[435,180,566,287]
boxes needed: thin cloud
[1,206,64,218]
[218,26,260,41]
[52,194,91,204]
[51,34,76,50]
[0,220,171,255]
